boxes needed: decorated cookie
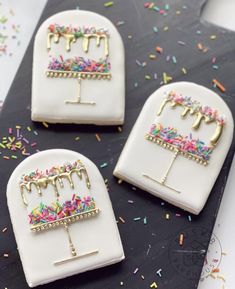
[114,82,234,214]
[7,149,124,287]
[32,10,125,125]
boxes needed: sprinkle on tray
[119,216,125,224]
[210,35,217,40]
[0,125,39,160]
[104,1,114,7]
[162,72,172,84]
[145,75,151,80]
[95,133,101,142]
[156,268,162,277]
[143,217,147,224]
[181,67,187,75]
[75,136,80,141]
[2,227,8,233]
[118,126,122,132]
[116,21,125,26]
[42,121,49,128]
[150,281,158,288]
[155,46,163,54]
[146,244,151,255]
[133,267,139,274]
[212,79,226,93]
[179,233,184,246]
[100,162,108,168]
[165,213,170,220]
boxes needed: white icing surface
[7,149,124,287]
[32,10,125,125]
[114,82,234,214]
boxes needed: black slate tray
[0,0,235,289]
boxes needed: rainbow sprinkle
[0,125,39,159]
[29,194,96,225]
[48,24,109,38]
[148,123,213,161]
[48,56,111,73]
[20,161,82,184]
[166,91,225,125]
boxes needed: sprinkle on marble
[0,125,39,160]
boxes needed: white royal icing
[114,82,234,214]
[7,149,124,287]
[32,10,125,125]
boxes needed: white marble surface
[198,156,235,289]
[0,0,47,102]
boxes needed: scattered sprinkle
[153,26,158,33]
[156,268,162,277]
[179,233,184,246]
[197,43,203,51]
[212,79,226,93]
[95,133,101,142]
[42,122,49,128]
[145,75,151,80]
[181,67,187,75]
[210,35,217,40]
[133,217,141,221]
[172,56,177,64]
[104,1,114,7]
[2,227,7,233]
[119,216,125,223]
[147,244,151,255]
[143,216,147,224]
[178,40,186,46]
[100,162,108,168]
[150,281,158,288]
[155,46,163,54]
[149,54,157,60]
[165,213,170,220]
[116,21,125,26]
[133,267,139,274]
[118,126,122,132]
[162,72,172,84]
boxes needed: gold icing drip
[157,95,225,146]
[47,32,109,56]
[210,123,223,146]
[20,161,91,206]
[47,33,60,50]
